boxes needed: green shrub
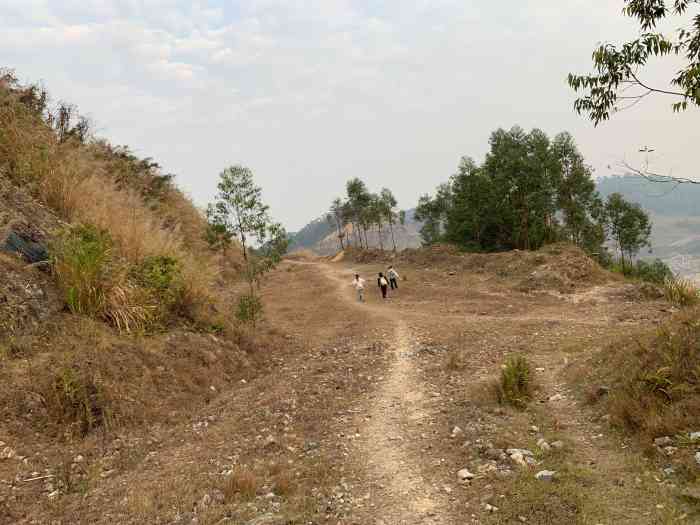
[663,277,699,307]
[236,293,263,328]
[497,355,533,408]
[608,257,673,284]
[130,255,185,321]
[52,225,112,316]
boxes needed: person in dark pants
[387,266,399,290]
[377,272,389,299]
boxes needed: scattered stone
[73,455,84,464]
[529,425,539,433]
[510,452,528,468]
[550,440,565,450]
[506,448,534,457]
[663,446,678,457]
[537,438,551,452]
[1,447,16,460]
[596,385,610,397]
[654,436,673,447]
[451,426,463,438]
[548,394,564,402]
[689,432,700,442]
[535,470,556,482]
[264,435,277,448]
[484,503,499,513]
[518,517,527,523]
[457,469,475,482]
[695,452,700,466]
[47,490,59,500]
[663,467,675,477]
[535,367,545,372]
[485,448,505,461]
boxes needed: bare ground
[2,257,696,524]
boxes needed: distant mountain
[596,175,700,216]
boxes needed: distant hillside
[597,175,700,216]
[291,209,423,255]
[596,175,700,279]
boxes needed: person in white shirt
[352,274,366,302]
[387,266,400,290]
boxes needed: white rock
[695,452,700,466]
[1,447,15,460]
[507,448,534,457]
[550,441,565,450]
[529,426,539,433]
[535,470,556,482]
[457,469,475,481]
[548,394,564,402]
[48,490,60,499]
[510,452,528,467]
[654,436,672,447]
[689,432,700,441]
[537,438,551,452]
[73,455,84,464]
[484,503,499,513]
[451,426,463,438]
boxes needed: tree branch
[628,71,687,98]
[621,160,700,185]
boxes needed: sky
[2,1,698,231]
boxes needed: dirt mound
[349,242,610,293]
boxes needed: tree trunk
[389,221,397,252]
[378,220,384,251]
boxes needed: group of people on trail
[352,266,400,302]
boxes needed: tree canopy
[568,0,700,125]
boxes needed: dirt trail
[315,262,451,524]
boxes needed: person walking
[387,265,400,290]
[352,274,366,302]
[377,272,389,299]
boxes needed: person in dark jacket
[377,272,389,299]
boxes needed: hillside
[291,209,423,255]
[596,175,700,279]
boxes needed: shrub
[236,293,264,328]
[608,257,674,284]
[663,277,699,307]
[496,355,533,408]
[604,311,700,439]
[52,225,112,316]
[131,255,185,321]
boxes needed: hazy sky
[2,1,698,230]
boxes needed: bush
[236,293,264,328]
[608,257,673,284]
[663,277,699,307]
[496,355,533,408]
[131,255,185,321]
[604,311,700,439]
[52,225,112,316]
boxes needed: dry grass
[0,78,228,331]
[663,276,699,307]
[222,467,259,502]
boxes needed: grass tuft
[222,468,259,502]
[663,277,699,307]
[496,354,533,408]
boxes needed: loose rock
[457,469,475,482]
[537,438,551,452]
[654,436,673,447]
[535,470,557,482]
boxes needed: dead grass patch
[222,467,259,502]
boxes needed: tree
[603,192,652,269]
[205,204,234,260]
[380,188,399,251]
[550,132,602,249]
[211,165,269,263]
[346,178,372,249]
[568,1,700,125]
[328,198,347,251]
[415,183,452,246]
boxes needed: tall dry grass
[0,76,223,328]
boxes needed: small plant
[497,355,533,408]
[44,365,110,436]
[663,277,699,307]
[222,468,258,502]
[52,225,112,316]
[236,293,264,328]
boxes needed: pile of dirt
[348,242,610,293]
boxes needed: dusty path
[314,262,451,524]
